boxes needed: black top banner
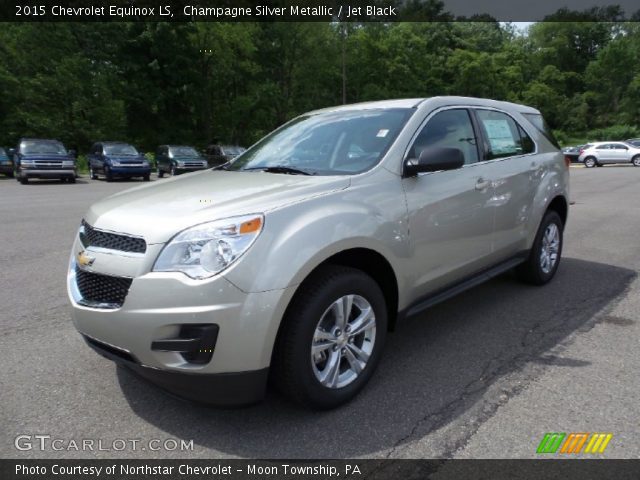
[2,0,640,22]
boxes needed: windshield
[170,146,200,157]
[226,108,412,175]
[21,140,67,155]
[104,144,138,156]
[222,146,245,156]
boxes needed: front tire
[171,165,176,176]
[105,165,113,182]
[157,166,164,178]
[90,166,97,180]
[584,157,597,168]
[143,174,150,181]
[516,210,563,285]
[272,266,387,409]
[632,155,640,167]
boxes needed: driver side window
[410,109,478,165]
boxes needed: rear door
[402,107,496,297]
[595,144,613,163]
[610,143,630,163]
[472,108,540,259]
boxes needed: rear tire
[516,210,563,285]
[632,155,640,167]
[584,157,596,168]
[272,266,387,409]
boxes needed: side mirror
[404,147,465,177]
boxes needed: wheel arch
[546,195,568,230]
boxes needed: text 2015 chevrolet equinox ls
[68,97,569,409]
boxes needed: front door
[402,108,496,298]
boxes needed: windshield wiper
[243,166,314,176]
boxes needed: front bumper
[22,168,75,179]
[109,166,151,177]
[84,334,269,406]
[67,235,296,405]
[174,166,208,174]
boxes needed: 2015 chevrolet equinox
[67,97,569,409]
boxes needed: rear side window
[522,113,560,149]
[475,110,525,160]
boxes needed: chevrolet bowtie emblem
[77,250,95,267]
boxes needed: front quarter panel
[223,169,410,301]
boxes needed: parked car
[156,145,209,177]
[68,97,568,409]
[626,138,640,148]
[12,138,76,184]
[577,141,640,168]
[0,147,14,177]
[88,142,151,181]
[204,144,246,166]
[562,144,592,163]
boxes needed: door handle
[475,178,491,191]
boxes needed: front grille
[81,220,146,253]
[35,161,63,169]
[184,162,204,167]
[75,267,133,308]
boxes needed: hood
[85,170,350,244]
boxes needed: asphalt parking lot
[1,165,639,459]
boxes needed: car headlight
[177,161,185,167]
[21,159,35,166]
[62,160,75,167]
[153,214,264,279]
[142,160,149,166]
[111,160,121,167]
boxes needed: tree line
[1,14,639,152]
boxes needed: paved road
[1,166,638,459]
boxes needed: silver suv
[578,141,640,168]
[67,97,569,409]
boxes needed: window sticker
[376,129,389,138]
[482,119,517,154]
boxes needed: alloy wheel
[540,223,560,274]
[311,295,376,389]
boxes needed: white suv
[578,141,640,168]
[68,96,569,409]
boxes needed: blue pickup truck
[88,141,151,182]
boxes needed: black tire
[143,174,150,181]
[157,167,164,178]
[584,157,597,168]
[67,176,76,184]
[516,210,563,285]
[90,166,97,180]
[632,155,640,167]
[105,165,113,182]
[170,165,176,176]
[272,265,387,409]
[19,176,28,185]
